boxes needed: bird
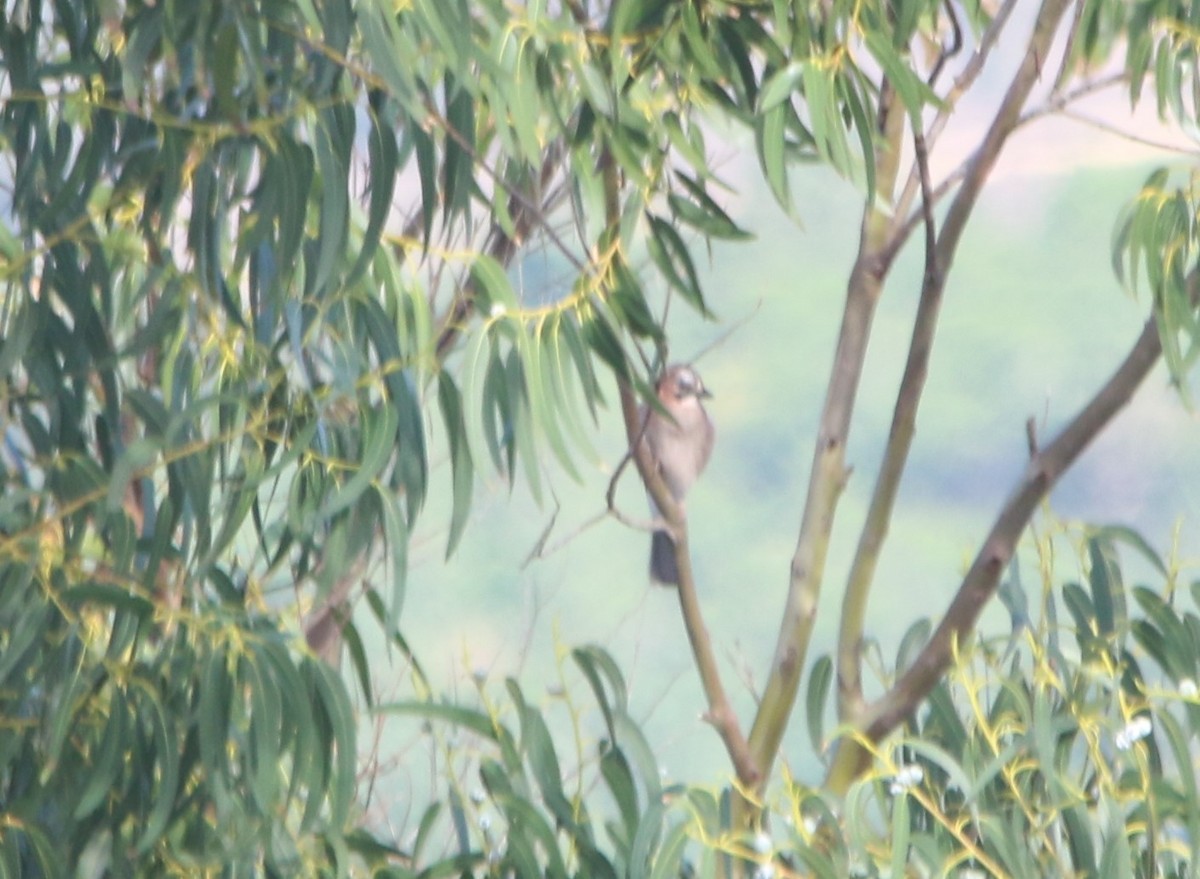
[642,364,714,585]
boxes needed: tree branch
[601,149,757,789]
[434,144,567,359]
[615,372,759,788]
[934,0,1073,268]
[745,77,909,793]
[836,129,942,724]
[864,315,1162,740]
[890,0,1020,240]
[823,0,1072,790]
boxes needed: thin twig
[616,374,759,786]
[1019,72,1125,124]
[429,109,584,272]
[926,0,964,88]
[890,0,1020,233]
[688,299,764,366]
[1056,108,1197,154]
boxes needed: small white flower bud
[1115,715,1153,750]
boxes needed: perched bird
[642,364,715,585]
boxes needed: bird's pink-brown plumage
[642,364,714,585]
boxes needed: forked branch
[745,77,909,792]
[836,129,942,724]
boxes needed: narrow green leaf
[413,801,443,865]
[374,484,409,629]
[841,68,877,199]
[668,178,752,241]
[600,745,640,842]
[517,703,573,828]
[305,657,358,826]
[73,694,126,819]
[377,700,504,742]
[806,654,833,755]
[244,650,283,813]
[1098,793,1135,879]
[0,298,37,378]
[506,347,543,503]
[412,123,437,247]
[133,680,181,853]
[890,792,910,877]
[756,103,790,209]
[581,307,631,382]
[758,62,804,112]
[614,713,662,802]
[198,648,231,784]
[895,618,931,674]
[1088,536,1126,639]
[311,105,354,299]
[572,644,630,736]
[348,108,399,286]
[501,796,571,879]
[628,800,666,879]
[471,254,520,312]
[63,583,154,621]
[646,214,709,315]
[528,319,583,480]
[442,78,475,223]
[1090,524,1168,578]
[318,400,399,521]
[647,819,690,879]
[864,32,937,124]
[438,371,475,557]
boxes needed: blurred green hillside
[369,157,1199,815]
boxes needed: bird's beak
[698,387,713,399]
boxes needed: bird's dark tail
[650,530,678,585]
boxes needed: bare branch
[746,76,909,793]
[926,0,964,89]
[932,0,1073,268]
[890,62,1124,268]
[601,149,758,789]
[1022,72,1126,122]
[865,316,1162,740]
[836,129,943,725]
[890,0,1020,232]
[615,375,759,787]
[887,72,1127,261]
[1054,108,1197,154]
[822,0,1074,792]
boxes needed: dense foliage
[383,531,1200,878]
[1,0,1198,874]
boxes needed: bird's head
[658,364,712,405]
